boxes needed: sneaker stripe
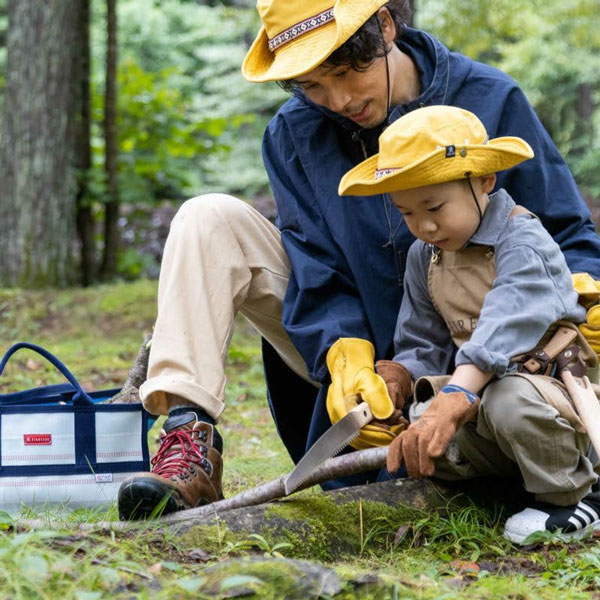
[579,502,600,522]
[506,496,600,545]
[577,505,595,523]
[568,513,587,529]
[574,507,592,526]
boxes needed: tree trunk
[573,82,594,158]
[100,0,119,280]
[75,0,96,286]
[0,0,80,287]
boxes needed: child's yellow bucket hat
[339,105,534,196]
[242,0,388,83]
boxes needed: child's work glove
[386,385,479,478]
[326,338,408,449]
[572,273,600,355]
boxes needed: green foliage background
[0,0,597,279]
[88,0,287,207]
[418,0,600,199]
[95,0,600,208]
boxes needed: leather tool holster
[514,321,598,381]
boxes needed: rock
[199,556,341,598]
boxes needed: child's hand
[386,386,479,478]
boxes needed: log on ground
[172,478,455,561]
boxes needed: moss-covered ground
[1,280,600,598]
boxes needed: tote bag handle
[0,342,94,406]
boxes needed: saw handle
[561,370,600,458]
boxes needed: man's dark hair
[278,1,412,93]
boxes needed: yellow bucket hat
[339,105,534,196]
[242,0,388,83]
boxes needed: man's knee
[175,193,250,227]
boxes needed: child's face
[390,175,496,251]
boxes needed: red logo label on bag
[23,434,52,445]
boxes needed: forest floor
[1,280,600,599]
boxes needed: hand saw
[283,402,373,495]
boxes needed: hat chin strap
[376,16,391,126]
[466,173,484,236]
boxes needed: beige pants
[425,375,597,506]
[139,194,314,419]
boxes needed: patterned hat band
[268,8,335,53]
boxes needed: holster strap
[518,326,578,375]
[556,345,589,378]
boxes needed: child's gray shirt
[393,188,586,380]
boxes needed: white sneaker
[504,492,600,544]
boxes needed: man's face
[295,57,389,129]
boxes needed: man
[117,0,600,520]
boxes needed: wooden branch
[102,333,151,404]
[19,440,525,536]
[162,446,390,525]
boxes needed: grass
[1,280,600,598]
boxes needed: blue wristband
[440,384,479,404]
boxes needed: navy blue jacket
[261,28,600,475]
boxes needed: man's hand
[386,386,479,478]
[326,338,408,449]
[572,273,600,356]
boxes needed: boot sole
[118,477,186,520]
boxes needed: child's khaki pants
[139,194,314,419]
[424,375,597,506]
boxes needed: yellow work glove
[572,273,600,356]
[326,338,407,449]
[580,306,600,356]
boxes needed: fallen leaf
[394,525,411,544]
[187,548,213,562]
[148,563,162,575]
[449,560,480,577]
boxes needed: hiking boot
[118,412,223,520]
[503,489,600,544]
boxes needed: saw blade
[283,403,373,495]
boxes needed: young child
[339,105,600,544]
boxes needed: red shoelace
[151,429,205,478]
